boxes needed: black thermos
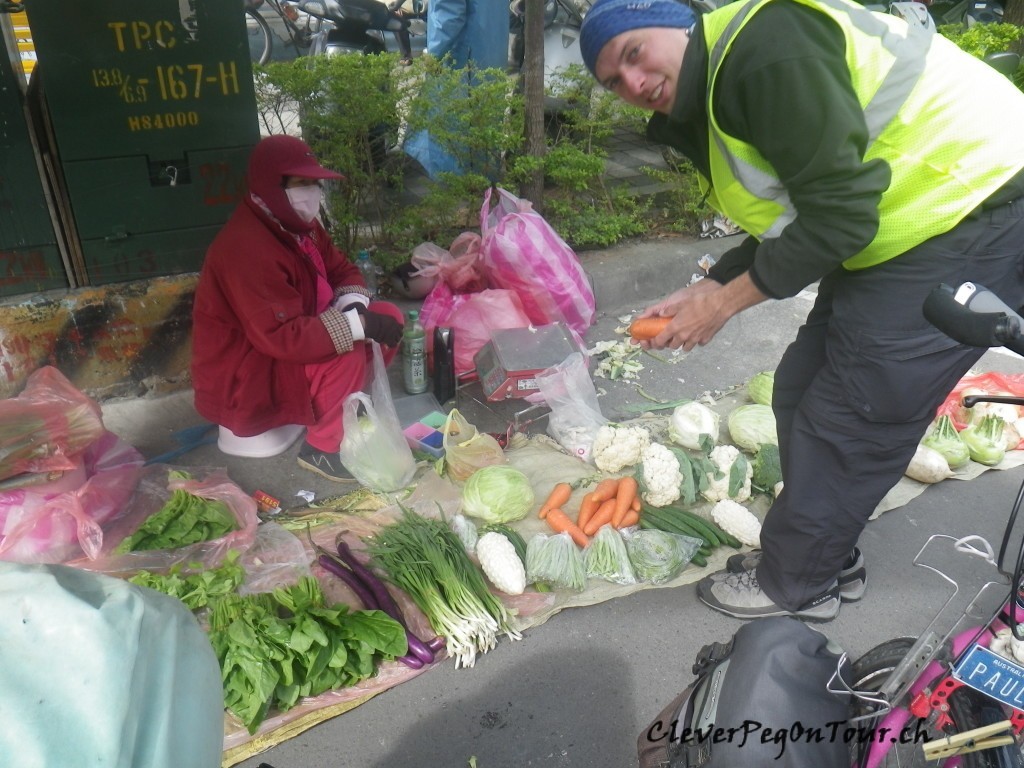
[433,327,456,405]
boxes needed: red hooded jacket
[191,136,367,436]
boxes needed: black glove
[360,308,403,347]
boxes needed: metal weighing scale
[455,323,583,439]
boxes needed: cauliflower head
[591,424,651,473]
[710,499,762,548]
[702,444,753,503]
[640,442,683,507]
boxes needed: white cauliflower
[476,532,526,595]
[702,445,753,503]
[640,442,684,507]
[591,424,651,473]
[710,499,762,547]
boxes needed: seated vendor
[191,134,404,481]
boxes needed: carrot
[612,476,639,528]
[584,498,617,536]
[628,316,671,341]
[575,491,599,530]
[545,508,590,548]
[630,494,641,512]
[591,477,620,503]
[539,482,572,520]
[618,509,640,528]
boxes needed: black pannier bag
[638,617,854,768]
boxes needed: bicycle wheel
[245,7,273,66]
[851,638,1024,768]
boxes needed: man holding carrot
[579,0,1024,621]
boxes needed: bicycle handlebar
[923,282,1024,357]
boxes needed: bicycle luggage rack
[828,533,1009,720]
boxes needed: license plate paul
[953,644,1024,710]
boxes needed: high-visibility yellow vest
[699,0,1024,269]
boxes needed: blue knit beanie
[580,0,697,77]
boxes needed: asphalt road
[100,233,1024,768]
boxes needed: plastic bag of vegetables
[623,528,702,584]
[583,525,636,585]
[461,466,535,524]
[526,532,586,591]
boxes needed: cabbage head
[747,371,775,406]
[461,466,536,523]
[727,404,778,453]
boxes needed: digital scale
[473,323,581,402]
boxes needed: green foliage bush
[253,54,703,267]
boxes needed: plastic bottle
[402,310,428,394]
[356,249,377,297]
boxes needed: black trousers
[758,198,1024,610]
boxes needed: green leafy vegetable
[525,532,586,592]
[116,471,238,553]
[129,550,245,610]
[366,508,521,668]
[461,466,536,523]
[752,443,783,492]
[208,576,406,733]
[583,525,636,585]
[726,404,778,453]
[625,529,702,584]
[747,371,775,406]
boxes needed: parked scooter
[297,0,425,57]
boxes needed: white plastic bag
[338,342,417,491]
[535,353,606,463]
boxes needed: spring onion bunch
[366,508,521,668]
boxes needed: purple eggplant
[333,537,436,665]
[396,654,425,670]
[317,553,379,610]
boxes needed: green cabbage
[624,529,701,584]
[960,414,1007,466]
[461,466,536,523]
[747,371,775,406]
[921,415,971,469]
[727,404,778,453]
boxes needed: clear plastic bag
[338,341,417,492]
[535,352,606,462]
[410,233,489,294]
[70,464,260,574]
[622,528,702,585]
[525,531,586,591]
[441,408,506,483]
[584,524,637,585]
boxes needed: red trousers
[303,301,404,452]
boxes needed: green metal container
[23,0,260,285]
[0,23,66,298]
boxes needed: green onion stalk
[366,507,521,668]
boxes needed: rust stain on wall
[0,274,198,400]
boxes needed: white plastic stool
[216,424,304,458]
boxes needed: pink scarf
[297,234,333,314]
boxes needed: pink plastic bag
[479,187,596,335]
[70,464,260,574]
[0,366,106,481]
[0,431,144,564]
[447,289,532,374]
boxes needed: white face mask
[286,184,322,222]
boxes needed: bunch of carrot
[537,477,641,548]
